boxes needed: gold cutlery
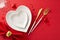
[28,8,43,35]
[28,8,50,35]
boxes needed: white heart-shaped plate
[6,5,32,32]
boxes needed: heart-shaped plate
[6,5,32,32]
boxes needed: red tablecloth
[0,0,60,40]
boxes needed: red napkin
[0,22,28,40]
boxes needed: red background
[0,0,60,40]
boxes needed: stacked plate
[6,5,32,32]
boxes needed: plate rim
[6,5,32,32]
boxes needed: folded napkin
[0,22,28,40]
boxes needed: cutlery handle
[31,15,44,33]
[28,20,36,35]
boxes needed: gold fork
[28,8,50,35]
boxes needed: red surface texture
[0,0,60,40]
